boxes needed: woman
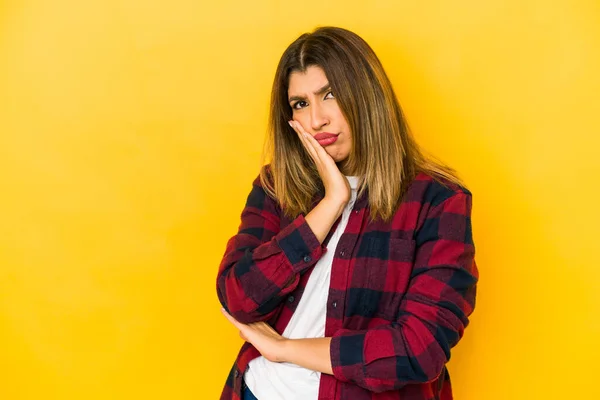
[217,26,478,400]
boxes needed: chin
[333,154,350,164]
[327,149,348,162]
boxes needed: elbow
[217,296,269,324]
[216,283,253,323]
[216,280,278,324]
[229,308,275,324]
[227,310,269,325]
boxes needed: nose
[310,103,329,132]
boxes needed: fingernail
[288,121,293,127]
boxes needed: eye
[325,91,335,99]
[292,100,308,110]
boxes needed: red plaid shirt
[217,167,478,400]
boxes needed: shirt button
[332,301,337,308]
[303,255,312,263]
[288,295,295,303]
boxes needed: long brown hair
[260,26,464,222]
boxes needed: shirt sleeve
[216,169,325,324]
[329,190,478,393]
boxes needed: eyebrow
[288,82,331,103]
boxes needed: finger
[303,133,339,174]
[303,132,332,159]
[221,308,244,330]
[291,121,314,146]
[255,322,280,336]
[293,121,334,164]
[290,121,320,162]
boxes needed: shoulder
[407,171,471,208]
[251,164,273,187]
[407,172,474,246]
[248,164,277,202]
[245,164,281,212]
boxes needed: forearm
[305,198,345,244]
[217,212,325,323]
[280,337,333,375]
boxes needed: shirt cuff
[330,329,366,385]
[275,213,324,274]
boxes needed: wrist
[321,196,347,217]
[277,338,293,363]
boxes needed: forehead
[288,66,328,94]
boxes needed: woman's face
[287,66,352,167]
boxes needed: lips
[313,132,338,140]
[314,132,339,147]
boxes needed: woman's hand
[221,308,287,363]
[289,120,351,207]
[221,308,334,374]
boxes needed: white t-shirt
[244,176,359,400]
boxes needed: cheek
[334,111,350,133]
[343,139,352,155]
[292,112,310,127]
[341,130,352,155]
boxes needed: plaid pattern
[217,167,478,399]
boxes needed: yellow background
[1,0,598,398]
